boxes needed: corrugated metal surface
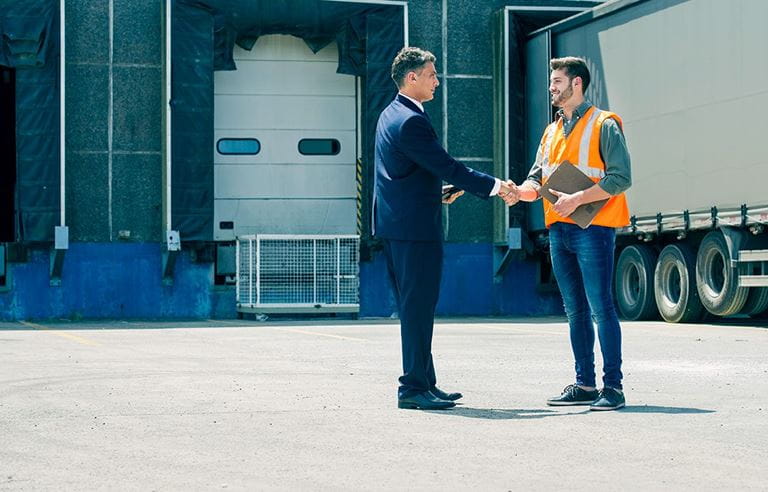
[549,0,768,217]
[213,34,357,240]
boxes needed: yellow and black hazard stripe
[356,157,363,236]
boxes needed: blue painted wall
[0,243,231,320]
[360,242,563,318]
[1,242,562,321]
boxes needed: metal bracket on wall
[493,227,534,282]
[50,226,69,286]
[493,247,516,283]
[162,230,180,285]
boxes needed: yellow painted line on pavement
[481,324,565,336]
[207,319,369,341]
[20,321,101,347]
[278,328,368,342]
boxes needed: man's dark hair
[550,56,591,92]
[391,47,436,88]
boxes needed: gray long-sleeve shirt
[525,100,632,196]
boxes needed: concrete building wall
[62,0,522,245]
[1,0,582,320]
[65,0,163,242]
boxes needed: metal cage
[236,234,360,313]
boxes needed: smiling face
[549,68,576,108]
[406,62,439,103]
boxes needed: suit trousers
[382,238,443,398]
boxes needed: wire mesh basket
[237,235,360,313]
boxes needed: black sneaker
[589,387,626,411]
[546,384,599,406]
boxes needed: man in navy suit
[374,47,518,410]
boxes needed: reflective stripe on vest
[541,106,630,228]
[542,108,605,181]
[540,123,557,179]
[577,108,604,179]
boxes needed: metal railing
[237,234,360,312]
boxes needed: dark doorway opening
[0,65,16,242]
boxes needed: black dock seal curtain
[0,0,59,242]
[172,0,404,241]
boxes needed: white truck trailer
[524,0,768,322]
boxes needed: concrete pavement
[1,317,767,490]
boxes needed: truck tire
[695,230,749,316]
[654,243,705,323]
[740,286,768,317]
[615,244,658,320]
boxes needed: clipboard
[539,160,608,229]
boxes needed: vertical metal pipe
[441,0,448,149]
[254,237,259,306]
[236,238,241,304]
[59,0,66,226]
[313,239,318,305]
[336,238,341,304]
[165,0,172,233]
[108,0,114,240]
[403,3,409,46]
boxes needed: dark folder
[539,160,608,229]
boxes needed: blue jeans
[549,222,623,390]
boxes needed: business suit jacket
[373,94,497,397]
[373,94,496,241]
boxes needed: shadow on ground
[427,404,714,419]
[427,407,588,419]
[619,405,715,414]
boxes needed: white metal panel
[213,34,357,240]
[215,199,356,240]
[214,95,356,131]
[740,276,768,288]
[740,250,768,262]
[215,60,355,96]
[215,164,356,199]
[232,35,338,62]
[587,0,768,218]
[213,129,355,165]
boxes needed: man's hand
[497,180,520,205]
[442,185,464,204]
[550,189,584,217]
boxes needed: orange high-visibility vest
[539,106,630,228]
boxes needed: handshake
[497,180,522,206]
[498,180,540,205]
[442,181,537,205]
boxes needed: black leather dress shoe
[431,386,463,401]
[398,391,456,410]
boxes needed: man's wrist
[575,190,586,204]
[490,178,502,196]
[519,188,539,202]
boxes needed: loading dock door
[0,66,15,242]
[213,34,357,241]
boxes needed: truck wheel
[740,286,768,317]
[615,244,658,320]
[695,230,749,316]
[654,244,705,323]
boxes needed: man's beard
[551,83,574,107]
